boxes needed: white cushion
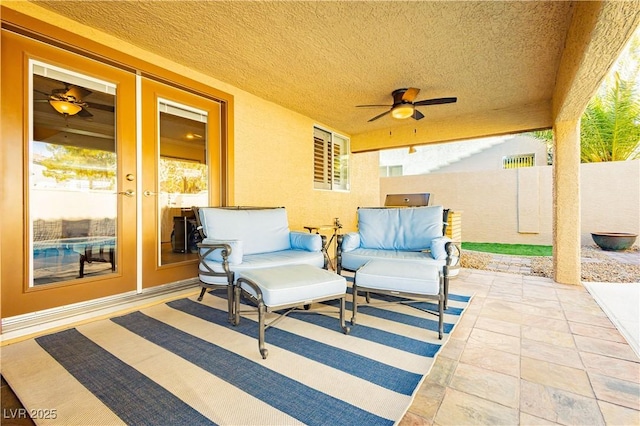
[198,208,291,255]
[239,264,346,307]
[430,236,452,260]
[341,248,445,272]
[341,232,360,252]
[357,206,443,251]
[355,259,440,295]
[199,249,324,285]
[200,238,243,264]
[290,231,322,251]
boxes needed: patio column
[552,120,581,285]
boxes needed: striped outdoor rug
[2,285,471,425]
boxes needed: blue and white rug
[2,287,471,425]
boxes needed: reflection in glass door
[30,61,118,286]
[157,100,208,266]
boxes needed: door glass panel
[30,61,117,286]
[158,100,208,266]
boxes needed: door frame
[140,78,222,288]
[1,30,138,317]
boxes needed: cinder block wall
[381,160,639,246]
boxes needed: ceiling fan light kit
[49,99,83,116]
[36,83,114,118]
[391,104,414,119]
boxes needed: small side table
[304,219,341,270]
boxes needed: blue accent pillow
[341,232,360,252]
[430,237,452,260]
[201,238,243,264]
[290,231,322,252]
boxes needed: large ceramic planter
[591,232,638,251]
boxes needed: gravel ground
[460,245,640,283]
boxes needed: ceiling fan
[357,88,457,122]
[35,84,114,118]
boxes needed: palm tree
[580,71,640,162]
[533,28,640,163]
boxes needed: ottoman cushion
[356,259,440,295]
[239,264,347,307]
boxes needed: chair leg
[258,302,268,359]
[438,295,444,340]
[197,287,207,302]
[439,274,444,339]
[109,247,115,272]
[78,255,86,278]
[443,275,449,310]
[227,284,235,324]
[340,296,350,334]
[351,280,358,325]
[234,285,241,326]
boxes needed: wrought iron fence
[502,153,535,169]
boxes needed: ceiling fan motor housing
[392,88,411,105]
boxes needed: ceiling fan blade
[86,102,115,112]
[368,110,391,122]
[412,109,425,120]
[356,104,392,108]
[77,107,94,118]
[65,85,92,101]
[413,97,457,107]
[402,87,420,102]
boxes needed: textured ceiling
[31,1,576,137]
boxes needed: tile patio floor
[401,268,640,425]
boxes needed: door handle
[143,190,157,196]
[118,189,135,197]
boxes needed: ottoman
[353,259,444,339]
[235,264,350,359]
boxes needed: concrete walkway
[584,282,640,358]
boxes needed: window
[379,165,403,177]
[502,153,535,169]
[30,60,118,286]
[313,126,350,191]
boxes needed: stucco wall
[381,160,639,246]
[581,161,640,242]
[232,91,379,233]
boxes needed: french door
[140,78,221,288]
[1,30,137,317]
[1,30,223,318]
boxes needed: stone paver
[400,268,640,426]
[434,388,519,425]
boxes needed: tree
[159,158,207,194]
[580,72,640,162]
[39,144,116,189]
